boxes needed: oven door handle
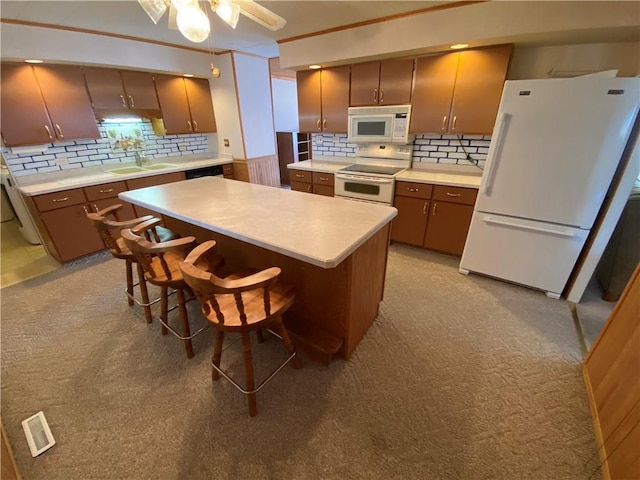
[335,174,394,184]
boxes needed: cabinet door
[290,181,312,193]
[154,74,192,135]
[320,66,350,133]
[391,196,429,246]
[297,70,322,132]
[41,204,104,262]
[378,58,414,105]
[184,77,216,133]
[91,198,137,221]
[121,71,159,110]
[449,45,513,134]
[0,64,55,146]
[33,65,100,142]
[313,185,334,197]
[350,62,381,106]
[410,53,459,134]
[83,67,128,109]
[423,201,474,256]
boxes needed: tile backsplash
[312,133,491,168]
[1,119,209,178]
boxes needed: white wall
[210,53,245,158]
[233,53,276,159]
[271,78,299,132]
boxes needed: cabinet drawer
[126,172,186,190]
[395,181,432,200]
[313,184,334,197]
[290,170,312,184]
[222,163,233,176]
[432,185,478,206]
[290,181,313,193]
[312,172,334,186]
[84,181,128,201]
[33,188,87,212]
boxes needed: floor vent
[22,411,55,457]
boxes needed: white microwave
[347,104,414,144]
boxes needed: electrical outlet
[223,138,230,147]
[178,144,187,152]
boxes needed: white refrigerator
[459,76,640,298]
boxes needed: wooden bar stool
[179,240,302,417]
[121,224,223,359]
[86,204,177,323]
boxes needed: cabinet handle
[120,95,127,108]
[55,124,64,139]
[432,203,437,215]
[379,89,384,103]
[187,121,193,132]
[452,116,457,130]
[407,187,419,193]
[316,119,321,131]
[99,188,114,193]
[441,116,448,132]
[319,176,328,181]
[193,120,198,132]
[128,95,135,107]
[322,119,326,130]
[44,125,53,140]
[422,201,428,215]
[295,173,305,178]
[52,197,69,203]
[307,184,312,193]
[373,88,378,103]
[446,192,461,197]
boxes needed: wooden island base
[164,216,391,363]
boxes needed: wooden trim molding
[233,155,280,187]
[277,1,486,44]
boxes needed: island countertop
[119,177,397,269]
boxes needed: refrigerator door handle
[481,113,510,195]
[483,216,576,238]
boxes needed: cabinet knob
[54,124,64,139]
[99,188,114,193]
[316,119,321,131]
[52,196,69,203]
[44,125,53,140]
[407,187,418,192]
[373,88,378,104]
[187,121,193,132]
[422,201,428,215]
[128,95,135,107]
[320,176,328,181]
[120,95,127,108]
[432,203,437,216]
[322,119,327,130]
[192,120,198,132]
[452,116,457,130]
[295,173,305,178]
[441,116,448,132]
[446,192,461,197]
[379,89,384,104]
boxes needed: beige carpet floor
[1,244,600,479]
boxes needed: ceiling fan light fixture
[176,4,211,43]
[214,0,240,29]
[172,0,198,13]
[137,0,168,24]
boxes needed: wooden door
[378,58,414,105]
[184,77,217,133]
[410,53,459,134]
[33,65,101,142]
[350,61,380,106]
[276,132,294,184]
[41,204,104,262]
[0,64,55,146]
[449,45,513,134]
[121,70,159,110]
[391,196,429,246]
[154,74,192,135]
[83,67,128,109]
[320,66,350,133]
[423,202,474,255]
[297,70,322,132]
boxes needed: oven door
[347,114,393,143]
[335,173,395,204]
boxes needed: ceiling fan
[138,0,286,43]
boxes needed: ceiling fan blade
[236,0,286,31]
[167,1,178,30]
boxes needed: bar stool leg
[212,330,224,381]
[241,332,257,417]
[137,263,153,324]
[274,317,302,369]
[126,260,134,306]
[160,286,169,335]
[177,289,193,359]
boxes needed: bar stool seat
[180,240,301,416]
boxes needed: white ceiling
[0,1,638,59]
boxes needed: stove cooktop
[339,164,406,176]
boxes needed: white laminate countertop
[119,176,397,269]
[16,155,233,196]
[288,158,483,188]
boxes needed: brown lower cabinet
[27,172,187,262]
[391,181,478,256]
[290,170,335,197]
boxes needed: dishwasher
[185,165,224,179]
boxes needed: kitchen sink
[142,163,177,170]
[107,166,148,175]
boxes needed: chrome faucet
[134,151,148,167]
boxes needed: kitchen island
[119,177,397,362]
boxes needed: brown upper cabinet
[0,64,100,147]
[83,67,159,111]
[297,66,350,133]
[410,45,513,135]
[350,59,414,106]
[154,75,217,135]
